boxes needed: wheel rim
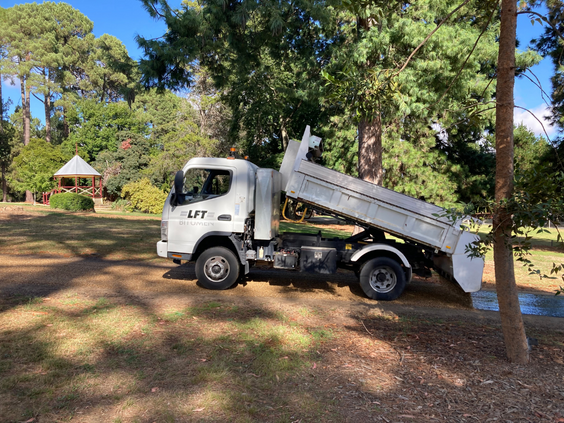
[203,256,230,283]
[368,265,397,293]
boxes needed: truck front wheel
[196,247,240,290]
[359,257,406,301]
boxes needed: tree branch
[513,105,564,171]
[394,0,473,77]
[520,70,551,107]
[518,9,564,44]
[431,5,497,110]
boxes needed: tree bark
[358,116,383,185]
[44,90,51,143]
[63,106,70,139]
[21,76,33,203]
[44,69,51,143]
[20,76,30,145]
[0,80,5,202]
[1,163,6,203]
[494,0,529,364]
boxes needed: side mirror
[172,170,184,207]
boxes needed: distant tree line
[0,2,228,204]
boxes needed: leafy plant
[49,193,95,212]
[121,178,167,214]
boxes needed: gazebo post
[75,176,78,194]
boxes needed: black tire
[358,257,406,301]
[195,247,240,290]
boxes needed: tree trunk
[0,81,5,202]
[44,69,51,143]
[20,76,30,145]
[280,119,290,152]
[0,77,3,130]
[63,105,70,139]
[1,163,6,203]
[358,116,383,185]
[44,90,51,143]
[494,0,529,364]
[20,75,33,203]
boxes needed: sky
[0,0,560,139]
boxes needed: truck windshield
[179,168,232,205]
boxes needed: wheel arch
[351,244,412,283]
[193,233,244,264]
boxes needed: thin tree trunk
[280,118,289,152]
[44,69,51,143]
[22,76,33,203]
[44,91,51,143]
[0,78,3,130]
[63,105,69,139]
[20,77,30,145]
[1,163,6,203]
[25,80,31,144]
[358,116,383,185]
[0,80,6,202]
[494,0,529,364]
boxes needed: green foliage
[138,92,222,189]
[121,178,167,214]
[0,120,16,169]
[93,132,151,198]
[49,192,94,211]
[137,0,342,153]
[63,99,148,161]
[10,138,68,196]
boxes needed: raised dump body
[279,127,483,292]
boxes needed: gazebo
[43,155,103,205]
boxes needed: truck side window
[180,168,232,205]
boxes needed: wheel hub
[204,256,230,282]
[369,266,397,293]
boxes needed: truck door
[167,166,235,254]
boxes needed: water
[471,290,564,318]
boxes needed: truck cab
[157,157,257,262]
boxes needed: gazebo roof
[54,155,101,177]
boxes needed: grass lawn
[0,296,562,423]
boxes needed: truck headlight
[161,220,168,241]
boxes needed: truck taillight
[161,220,168,241]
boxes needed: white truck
[157,126,484,301]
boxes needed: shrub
[110,198,129,211]
[50,193,95,212]
[121,179,168,214]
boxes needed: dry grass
[0,206,160,260]
[0,296,562,423]
[1,206,563,293]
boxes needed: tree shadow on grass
[1,293,563,423]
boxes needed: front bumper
[157,240,168,258]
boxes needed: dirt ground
[0,254,563,422]
[1,207,563,422]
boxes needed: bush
[110,199,129,211]
[50,193,95,212]
[121,179,168,214]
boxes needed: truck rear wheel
[359,257,406,301]
[196,247,240,290]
